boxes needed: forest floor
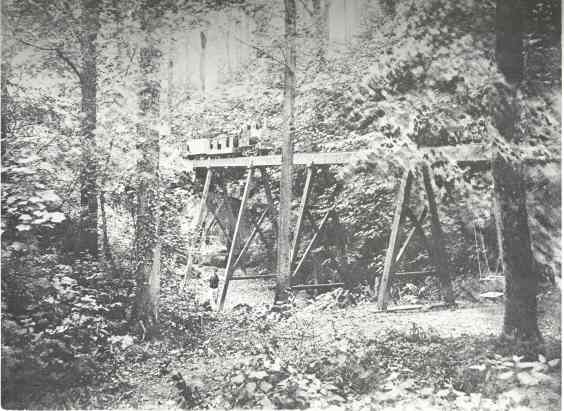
[22,266,561,410]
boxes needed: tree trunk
[312,0,328,70]
[276,0,296,303]
[78,0,99,257]
[493,0,540,341]
[1,62,9,158]
[100,191,118,276]
[133,37,162,339]
[199,31,207,95]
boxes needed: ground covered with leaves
[9,269,559,411]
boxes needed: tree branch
[231,34,289,69]
[55,48,82,82]
[19,39,82,82]
[297,0,314,17]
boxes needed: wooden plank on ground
[218,167,254,311]
[372,301,452,313]
[291,282,344,290]
[377,170,413,310]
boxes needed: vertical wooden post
[218,166,254,311]
[421,165,455,305]
[182,168,213,289]
[377,170,413,310]
[290,164,315,265]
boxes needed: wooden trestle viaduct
[182,144,554,311]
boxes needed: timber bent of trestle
[184,143,559,311]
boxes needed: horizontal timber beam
[190,151,360,168]
[291,282,345,290]
[230,274,279,280]
[392,270,438,278]
[188,144,560,169]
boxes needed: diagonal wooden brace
[291,206,334,281]
[182,168,213,289]
[232,206,271,271]
[421,165,455,305]
[290,164,315,265]
[394,206,428,265]
[377,170,413,310]
[219,166,254,311]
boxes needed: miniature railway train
[185,122,272,159]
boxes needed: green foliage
[1,253,135,405]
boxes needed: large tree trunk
[77,0,99,257]
[1,62,9,158]
[493,0,540,341]
[276,0,297,303]
[133,36,162,338]
[199,31,207,95]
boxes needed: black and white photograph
[1,0,561,409]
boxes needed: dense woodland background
[1,0,561,409]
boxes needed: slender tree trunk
[1,62,9,158]
[99,191,118,276]
[199,31,207,95]
[312,0,328,70]
[276,0,297,303]
[167,38,174,116]
[493,0,541,341]
[78,0,99,257]
[133,35,162,338]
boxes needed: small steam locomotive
[185,121,270,159]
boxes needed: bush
[1,252,134,406]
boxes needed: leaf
[497,371,514,380]
[248,370,268,380]
[9,242,26,251]
[48,212,66,223]
[259,381,273,392]
[260,397,275,408]
[6,196,19,205]
[538,354,546,363]
[548,358,560,368]
[39,190,62,205]
[420,386,434,397]
[512,355,524,363]
[231,374,245,384]
[245,382,256,395]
